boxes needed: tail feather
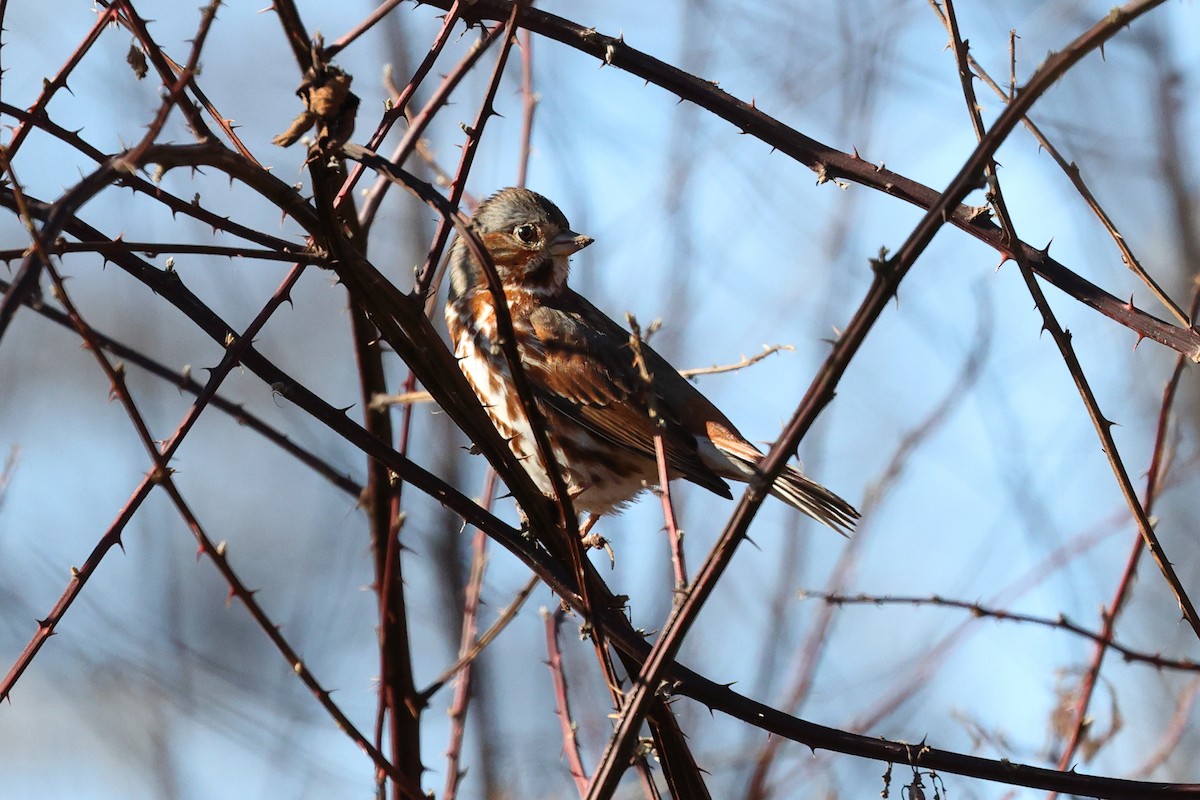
[705,436,859,535]
[769,465,859,536]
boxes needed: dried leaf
[126,42,148,80]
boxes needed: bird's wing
[522,295,733,499]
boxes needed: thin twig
[323,0,407,59]
[354,1,475,235]
[679,344,794,379]
[804,592,1200,673]
[936,10,1200,786]
[627,314,687,591]
[544,607,590,797]
[2,0,223,343]
[348,6,493,227]
[409,10,523,301]
[106,0,218,148]
[0,101,302,252]
[372,345,797,409]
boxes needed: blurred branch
[745,292,991,800]
[289,45,426,788]
[418,574,540,703]
[516,28,536,189]
[443,521,491,800]
[354,2,485,233]
[1130,677,1200,778]
[0,446,14,506]
[409,12,518,301]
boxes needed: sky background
[2,1,1200,798]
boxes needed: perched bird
[445,187,858,534]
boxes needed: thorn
[868,246,891,276]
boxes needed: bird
[445,187,858,535]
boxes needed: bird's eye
[513,223,539,244]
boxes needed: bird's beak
[550,230,594,256]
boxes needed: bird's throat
[519,254,570,295]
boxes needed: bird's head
[448,187,593,299]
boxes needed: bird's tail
[766,464,859,536]
[713,438,859,535]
